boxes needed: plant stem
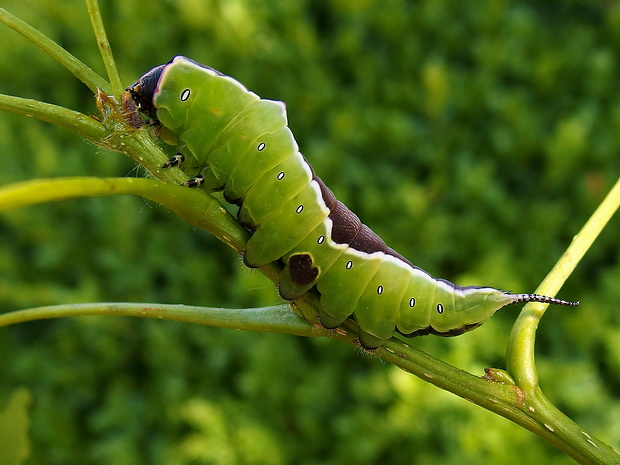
[507,176,620,390]
[0,177,249,252]
[378,339,620,465]
[0,94,105,140]
[0,302,327,338]
[498,176,620,464]
[0,7,110,94]
[86,0,123,96]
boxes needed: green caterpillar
[127,56,578,349]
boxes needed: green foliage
[0,0,618,464]
[0,388,31,465]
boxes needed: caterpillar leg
[162,152,206,188]
[161,152,205,188]
[162,153,185,168]
[357,331,387,350]
[181,174,205,188]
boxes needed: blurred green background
[0,0,619,463]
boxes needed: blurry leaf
[0,388,32,465]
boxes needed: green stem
[524,390,619,465]
[0,7,110,94]
[1,296,616,463]
[378,339,620,465]
[0,94,105,140]
[499,177,620,464]
[0,174,288,306]
[0,302,326,338]
[0,177,249,252]
[86,0,123,95]
[507,176,620,390]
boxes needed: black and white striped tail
[510,294,579,307]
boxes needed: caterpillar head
[126,63,166,121]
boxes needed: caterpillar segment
[127,56,578,349]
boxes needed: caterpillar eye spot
[257,142,266,151]
[295,205,304,214]
[180,89,191,101]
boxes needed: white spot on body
[346,261,353,270]
[377,285,384,295]
[317,235,325,244]
[277,171,285,180]
[257,142,266,151]
[180,89,191,101]
[295,205,304,214]
[437,303,444,314]
[171,57,260,101]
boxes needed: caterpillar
[127,56,578,349]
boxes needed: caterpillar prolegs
[127,56,578,349]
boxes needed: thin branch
[0,177,249,252]
[85,0,123,96]
[507,176,620,390]
[378,339,620,465]
[0,94,105,140]
[1,296,616,464]
[0,7,110,94]
[0,302,325,337]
